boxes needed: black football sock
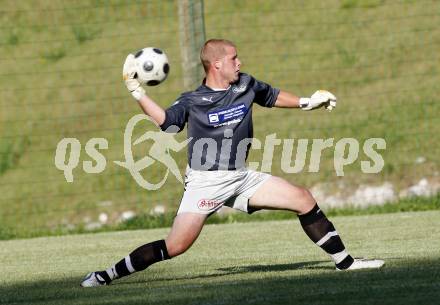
[298,204,354,269]
[94,270,112,284]
[104,239,170,281]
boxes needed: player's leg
[165,212,207,257]
[249,177,353,269]
[248,175,384,270]
[248,176,315,214]
[80,212,207,287]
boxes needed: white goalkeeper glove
[299,90,337,111]
[123,54,146,101]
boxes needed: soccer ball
[134,47,170,86]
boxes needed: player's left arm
[274,89,337,111]
[273,90,301,108]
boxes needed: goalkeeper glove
[299,90,337,111]
[123,54,146,101]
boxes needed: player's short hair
[200,39,236,72]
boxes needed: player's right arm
[137,95,166,126]
[123,54,166,126]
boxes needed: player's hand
[299,90,337,111]
[123,54,146,101]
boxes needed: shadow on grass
[125,261,331,283]
[217,260,333,273]
[1,258,439,305]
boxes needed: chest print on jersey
[206,103,248,127]
[232,83,247,93]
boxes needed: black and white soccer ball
[134,47,170,86]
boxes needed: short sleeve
[159,99,190,133]
[251,77,280,108]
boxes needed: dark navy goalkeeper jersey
[160,73,280,170]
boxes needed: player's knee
[291,186,315,213]
[165,240,191,257]
[299,187,314,202]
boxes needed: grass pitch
[1,211,440,305]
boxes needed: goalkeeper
[81,39,384,287]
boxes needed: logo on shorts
[197,199,222,211]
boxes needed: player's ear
[214,60,221,70]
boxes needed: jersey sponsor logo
[208,113,219,123]
[232,83,247,93]
[197,199,222,211]
[207,103,247,127]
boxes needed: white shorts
[177,167,272,215]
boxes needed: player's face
[220,46,241,83]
